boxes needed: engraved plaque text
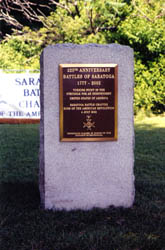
[59,64,118,141]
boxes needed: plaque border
[59,64,118,142]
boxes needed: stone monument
[40,44,135,210]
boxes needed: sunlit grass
[135,114,165,128]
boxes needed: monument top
[42,43,133,55]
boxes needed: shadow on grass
[0,180,164,250]
[0,123,165,249]
[0,182,40,209]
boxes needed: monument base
[40,44,135,210]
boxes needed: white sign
[0,73,40,120]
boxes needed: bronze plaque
[59,64,118,141]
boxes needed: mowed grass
[0,116,165,250]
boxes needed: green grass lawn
[0,116,165,250]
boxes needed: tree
[1,0,63,26]
[118,0,165,113]
[0,0,129,68]
[0,0,56,39]
[0,0,164,113]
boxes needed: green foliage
[0,0,164,113]
[0,37,40,69]
[134,55,165,114]
[118,0,165,58]
[117,0,165,114]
